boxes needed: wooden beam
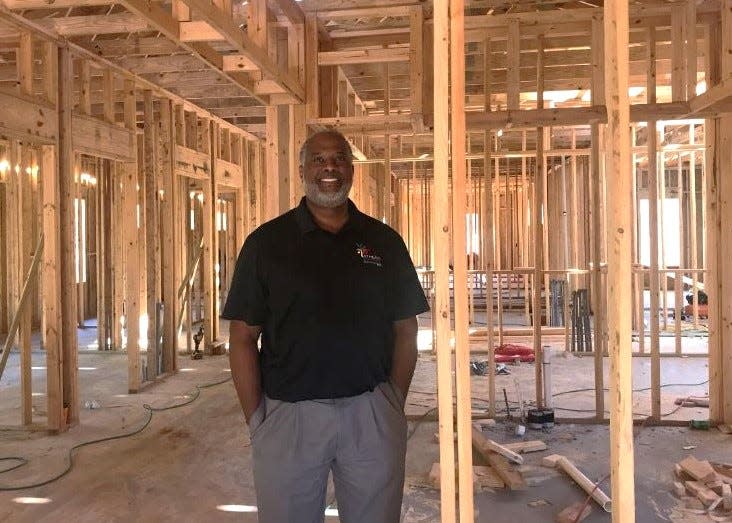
[688,77,732,115]
[272,0,305,26]
[433,0,457,520]
[671,5,685,101]
[685,0,698,100]
[179,0,305,102]
[318,47,409,66]
[44,13,150,37]
[604,0,636,520]
[0,89,57,143]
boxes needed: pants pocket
[378,382,406,415]
[247,397,266,435]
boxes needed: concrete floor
[0,319,725,522]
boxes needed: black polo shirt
[222,197,429,402]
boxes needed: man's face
[300,133,354,208]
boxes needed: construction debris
[675,396,710,408]
[671,456,732,518]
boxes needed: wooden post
[450,0,474,518]
[604,0,637,519]
[648,120,661,420]
[671,6,685,102]
[122,79,141,393]
[58,46,79,422]
[42,144,64,431]
[202,120,217,350]
[160,99,177,372]
[433,0,457,519]
[709,0,732,423]
[143,90,159,380]
[533,36,546,408]
[19,144,33,425]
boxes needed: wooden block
[428,462,505,490]
[722,483,731,510]
[675,463,692,480]
[685,480,721,506]
[673,481,686,497]
[485,453,527,490]
[682,496,705,510]
[503,440,548,454]
[543,454,564,468]
[474,465,505,489]
[678,456,717,483]
[519,465,557,486]
[556,502,591,523]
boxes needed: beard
[303,178,353,208]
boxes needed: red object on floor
[494,343,535,363]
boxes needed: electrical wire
[0,376,232,491]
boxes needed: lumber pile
[672,455,732,515]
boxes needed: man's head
[299,130,354,209]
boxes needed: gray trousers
[247,382,407,523]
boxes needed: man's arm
[390,316,419,404]
[228,319,263,423]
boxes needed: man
[222,130,429,523]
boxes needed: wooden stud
[591,13,605,106]
[685,0,698,101]
[80,60,91,115]
[433,0,457,519]
[18,143,33,425]
[507,20,520,110]
[671,6,685,101]
[143,90,159,380]
[604,0,637,519]
[409,5,424,121]
[18,32,33,97]
[160,99,177,373]
[103,69,115,124]
[202,119,217,350]
[58,46,79,422]
[42,41,57,105]
[122,79,141,393]
[648,120,661,419]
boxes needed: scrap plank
[485,454,527,490]
[556,502,591,523]
[678,456,717,483]
[685,480,721,506]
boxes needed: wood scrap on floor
[426,462,505,490]
[556,501,592,523]
[717,424,732,435]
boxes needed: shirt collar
[295,197,365,234]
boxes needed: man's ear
[298,164,304,181]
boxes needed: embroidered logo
[356,243,383,267]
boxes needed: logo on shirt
[356,243,382,267]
